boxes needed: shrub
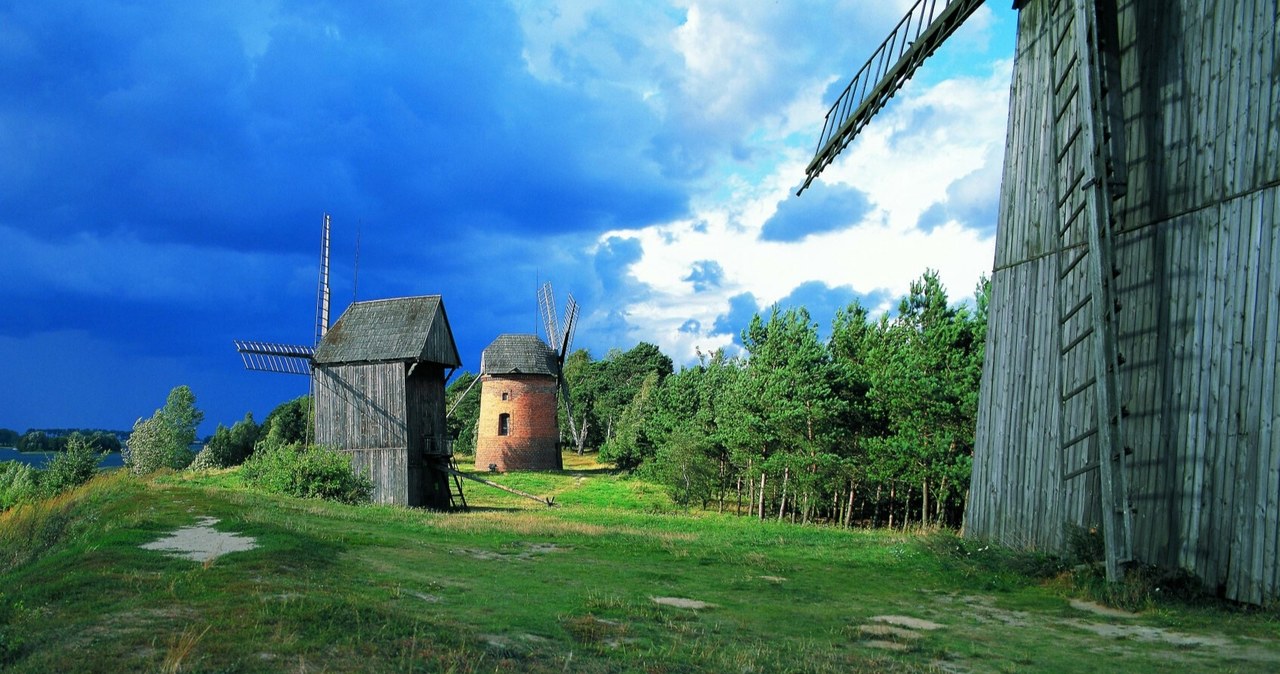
[40,434,102,497]
[240,440,372,505]
[0,462,39,511]
[191,413,260,471]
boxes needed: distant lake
[0,446,126,469]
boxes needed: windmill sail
[797,0,985,195]
[233,213,333,376]
[537,281,561,352]
[233,341,314,375]
[315,213,331,345]
[558,294,579,363]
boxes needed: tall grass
[0,471,134,572]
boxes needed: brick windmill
[472,283,578,472]
[801,0,1280,604]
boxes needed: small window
[501,391,510,401]
[498,413,510,436]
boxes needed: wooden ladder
[448,457,468,510]
[1049,0,1133,582]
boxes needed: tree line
[0,429,125,454]
[448,269,987,529]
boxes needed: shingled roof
[480,334,558,376]
[313,295,462,367]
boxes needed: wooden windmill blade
[315,213,332,346]
[232,212,333,377]
[234,340,314,375]
[537,281,561,353]
[797,0,986,195]
[558,294,579,365]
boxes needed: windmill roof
[313,295,462,367]
[480,334,558,376]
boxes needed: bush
[240,440,372,505]
[0,462,39,511]
[39,434,102,497]
[191,413,260,471]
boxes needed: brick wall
[473,373,562,471]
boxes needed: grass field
[1,452,1277,673]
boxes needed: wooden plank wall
[967,0,1280,603]
[406,365,449,508]
[314,362,414,505]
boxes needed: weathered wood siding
[314,362,416,505]
[968,0,1280,603]
[406,364,450,508]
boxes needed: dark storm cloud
[0,0,691,431]
[761,182,872,242]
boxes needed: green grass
[1,454,1277,673]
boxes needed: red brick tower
[473,334,563,472]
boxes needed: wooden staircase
[1049,0,1133,581]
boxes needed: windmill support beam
[797,0,986,195]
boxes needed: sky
[0,0,1018,436]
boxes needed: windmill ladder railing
[798,0,986,195]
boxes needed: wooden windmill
[799,0,1280,603]
[472,283,578,472]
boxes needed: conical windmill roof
[480,334,558,377]
[313,295,461,367]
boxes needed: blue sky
[0,1,1017,435]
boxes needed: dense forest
[449,270,988,529]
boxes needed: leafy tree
[641,427,717,507]
[594,343,673,443]
[159,385,204,450]
[126,385,203,475]
[261,395,311,445]
[0,429,19,447]
[599,371,661,469]
[561,349,606,454]
[16,431,51,453]
[191,413,259,470]
[446,372,481,455]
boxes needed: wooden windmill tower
[234,215,471,509]
[800,0,1280,603]
[473,283,579,472]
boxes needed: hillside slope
[1,463,1277,673]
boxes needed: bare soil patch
[1068,598,1139,619]
[870,615,944,631]
[650,596,717,609]
[140,516,257,562]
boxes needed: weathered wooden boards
[967,0,1280,604]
